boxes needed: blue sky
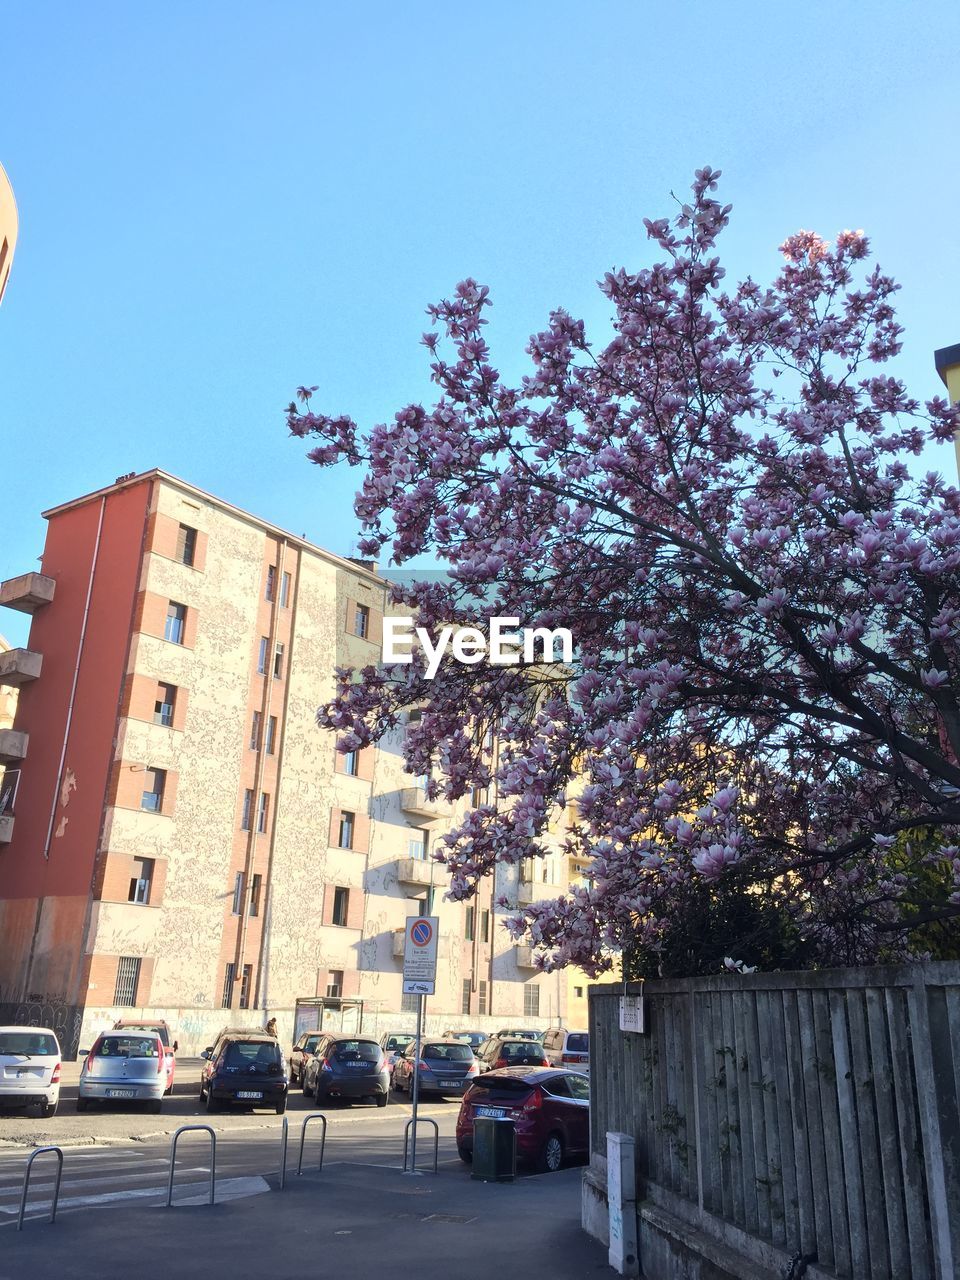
[1,1,958,648]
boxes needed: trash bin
[471,1116,516,1182]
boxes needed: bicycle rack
[297,1113,328,1176]
[402,1117,439,1174]
[278,1116,289,1189]
[166,1124,217,1207]
[17,1146,64,1231]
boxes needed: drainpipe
[233,540,285,1010]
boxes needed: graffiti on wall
[0,998,84,1060]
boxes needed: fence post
[607,1131,639,1277]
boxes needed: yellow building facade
[0,161,17,306]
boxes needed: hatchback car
[302,1034,389,1107]
[456,1067,590,1172]
[542,1027,590,1072]
[200,1033,287,1113]
[476,1036,549,1073]
[392,1039,479,1098]
[0,1026,61,1118]
[288,1031,324,1087]
[113,1019,178,1094]
[378,1032,415,1082]
[77,1031,166,1112]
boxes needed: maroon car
[456,1066,590,1172]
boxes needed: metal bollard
[167,1124,217,1207]
[279,1115,289,1189]
[17,1146,64,1231]
[297,1113,328,1176]
[402,1116,439,1174]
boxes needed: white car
[542,1027,590,1072]
[0,1025,62,1118]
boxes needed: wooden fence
[588,963,960,1279]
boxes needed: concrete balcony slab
[0,648,42,687]
[0,571,55,613]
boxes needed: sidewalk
[1,1160,612,1279]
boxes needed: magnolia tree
[288,168,960,974]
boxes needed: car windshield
[384,1035,413,1051]
[119,1024,169,1046]
[423,1043,474,1061]
[302,1036,321,1053]
[333,1040,380,1062]
[0,1031,58,1056]
[566,1033,589,1053]
[501,1042,543,1060]
[502,1030,539,1040]
[224,1041,282,1069]
[96,1036,158,1058]
[469,1076,535,1098]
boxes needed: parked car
[113,1018,178,1094]
[288,1031,324,1087]
[302,1034,389,1107]
[476,1036,549,1073]
[542,1027,590,1072]
[0,1026,61,1118]
[442,1030,486,1053]
[494,1028,544,1042]
[199,1032,287,1114]
[392,1038,479,1099]
[77,1031,166,1112]
[378,1032,416,1082]
[456,1066,590,1172]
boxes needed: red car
[456,1066,590,1172]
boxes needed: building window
[257,636,269,674]
[574,985,584,998]
[176,524,197,567]
[140,767,166,812]
[401,991,419,1013]
[326,969,343,999]
[265,564,276,602]
[154,682,176,727]
[343,749,358,776]
[273,642,284,679]
[478,980,488,1016]
[249,710,262,750]
[280,571,291,608]
[128,857,154,905]
[249,873,262,917]
[239,964,253,1009]
[354,603,370,638]
[471,785,488,808]
[523,982,540,1017]
[164,602,186,645]
[481,909,490,943]
[114,956,141,1007]
[221,962,235,1009]
[461,978,471,1015]
[465,906,475,942]
[408,835,426,861]
[231,872,244,915]
[338,811,355,850]
[266,716,277,755]
[332,886,349,927]
[257,792,270,834]
[241,788,254,831]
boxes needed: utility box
[471,1117,516,1182]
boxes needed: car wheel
[275,1097,287,1115]
[38,1099,58,1119]
[199,1081,206,1102]
[303,1073,314,1099]
[205,1087,219,1113]
[76,1098,89,1113]
[458,1146,472,1164]
[148,1099,162,1115]
[376,1093,388,1108]
[538,1132,564,1174]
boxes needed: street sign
[402,915,439,995]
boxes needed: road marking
[0,1174,270,1220]
[0,1168,207,1198]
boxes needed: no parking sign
[402,915,439,995]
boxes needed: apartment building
[0,470,561,1055]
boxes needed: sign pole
[410,990,425,1172]
[401,914,437,1176]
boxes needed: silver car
[77,1031,166,1112]
[0,1026,61,1118]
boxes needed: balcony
[0,814,12,843]
[0,572,56,614]
[0,730,28,766]
[515,945,539,969]
[0,648,42,688]
[393,926,451,959]
[400,786,452,823]
[0,768,19,843]
[397,857,434,888]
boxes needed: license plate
[439,1079,460,1088]
[106,1089,136,1098]
[236,1090,262,1099]
[476,1106,506,1118]
[345,1062,367,1068]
